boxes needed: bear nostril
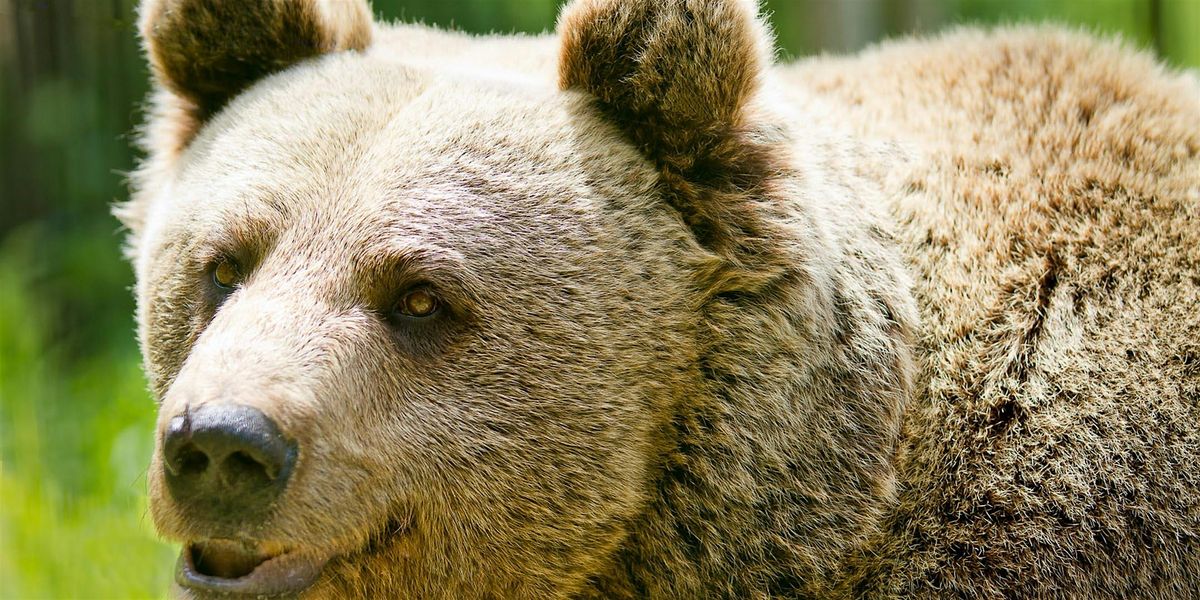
[175,445,210,476]
[161,404,297,526]
[221,450,272,486]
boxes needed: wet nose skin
[162,404,297,526]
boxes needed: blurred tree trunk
[766,0,950,58]
[1,0,145,235]
[804,0,885,53]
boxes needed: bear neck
[585,132,919,598]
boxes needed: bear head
[123,0,915,597]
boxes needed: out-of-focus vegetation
[0,0,1195,597]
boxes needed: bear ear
[557,0,782,267]
[557,0,771,143]
[139,0,373,135]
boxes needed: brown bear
[121,0,1200,598]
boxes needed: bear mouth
[176,538,332,597]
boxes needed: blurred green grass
[1,226,174,599]
[1,0,1196,598]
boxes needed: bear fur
[122,0,1200,598]
[786,29,1200,598]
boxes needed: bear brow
[355,244,480,309]
[208,206,283,263]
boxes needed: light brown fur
[122,0,1200,598]
[786,28,1200,598]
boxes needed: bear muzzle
[159,404,337,597]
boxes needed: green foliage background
[0,0,1196,597]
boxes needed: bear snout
[161,404,298,528]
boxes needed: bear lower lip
[191,539,273,579]
[177,539,330,597]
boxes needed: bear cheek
[141,271,206,400]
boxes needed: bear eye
[395,287,440,318]
[212,258,242,290]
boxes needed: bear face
[126,0,916,597]
[140,55,707,596]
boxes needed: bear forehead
[178,54,573,195]
[154,50,651,251]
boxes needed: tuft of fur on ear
[558,0,783,278]
[140,0,373,126]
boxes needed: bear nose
[162,404,297,524]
